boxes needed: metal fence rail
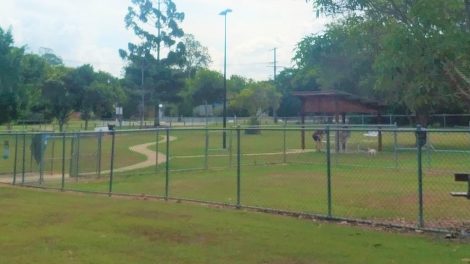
[0,126,469,232]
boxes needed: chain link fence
[0,126,469,232]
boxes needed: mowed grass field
[2,128,470,229]
[0,186,469,264]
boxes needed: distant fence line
[13,113,470,131]
[100,113,470,128]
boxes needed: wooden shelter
[294,90,385,151]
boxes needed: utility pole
[270,48,278,123]
[268,48,279,81]
[157,0,162,61]
[273,47,277,82]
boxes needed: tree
[294,16,379,98]
[274,68,319,117]
[227,75,250,116]
[228,75,248,94]
[41,66,74,131]
[179,69,223,116]
[181,34,212,77]
[18,53,48,121]
[307,0,470,124]
[64,64,95,129]
[83,72,126,125]
[122,0,184,62]
[41,52,63,66]
[120,0,186,126]
[0,27,24,125]
[232,81,281,119]
[187,69,223,105]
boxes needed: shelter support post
[301,114,305,150]
[377,114,383,152]
[335,114,340,153]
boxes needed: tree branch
[442,60,470,102]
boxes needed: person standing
[312,130,324,152]
[339,127,351,152]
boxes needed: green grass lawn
[0,186,469,264]
[58,161,469,229]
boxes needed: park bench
[450,173,470,199]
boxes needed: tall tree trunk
[415,113,429,127]
[273,108,278,124]
[466,0,470,32]
[156,104,162,127]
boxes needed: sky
[0,0,330,80]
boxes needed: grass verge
[0,186,469,264]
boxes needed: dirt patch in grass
[130,225,218,245]
[122,209,192,221]
[35,212,70,227]
[264,258,316,264]
[0,188,19,198]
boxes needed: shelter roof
[293,90,385,114]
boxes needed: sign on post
[3,140,9,160]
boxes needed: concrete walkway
[99,135,177,174]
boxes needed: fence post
[69,135,75,177]
[426,133,432,169]
[76,132,81,178]
[12,134,18,185]
[155,129,160,173]
[229,128,233,168]
[97,131,102,177]
[283,120,287,163]
[21,134,26,184]
[165,128,170,200]
[50,138,55,176]
[108,131,116,197]
[237,126,241,208]
[326,126,332,218]
[29,142,33,173]
[416,125,425,228]
[378,126,383,152]
[39,134,44,185]
[204,127,209,170]
[393,127,398,169]
[61,133,66,191]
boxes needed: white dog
[367,148,377,156]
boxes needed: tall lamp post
[219,8,232,149]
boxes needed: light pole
[157,104,163,126]
[219,8,232,149]
[140,60,145,129]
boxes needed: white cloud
[0,0,329,80]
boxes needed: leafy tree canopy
[301,0,470,124]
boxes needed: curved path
[100,135,177,174]
[0,136,177,184]
[1,136,314,185]
[174,148,315,159]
